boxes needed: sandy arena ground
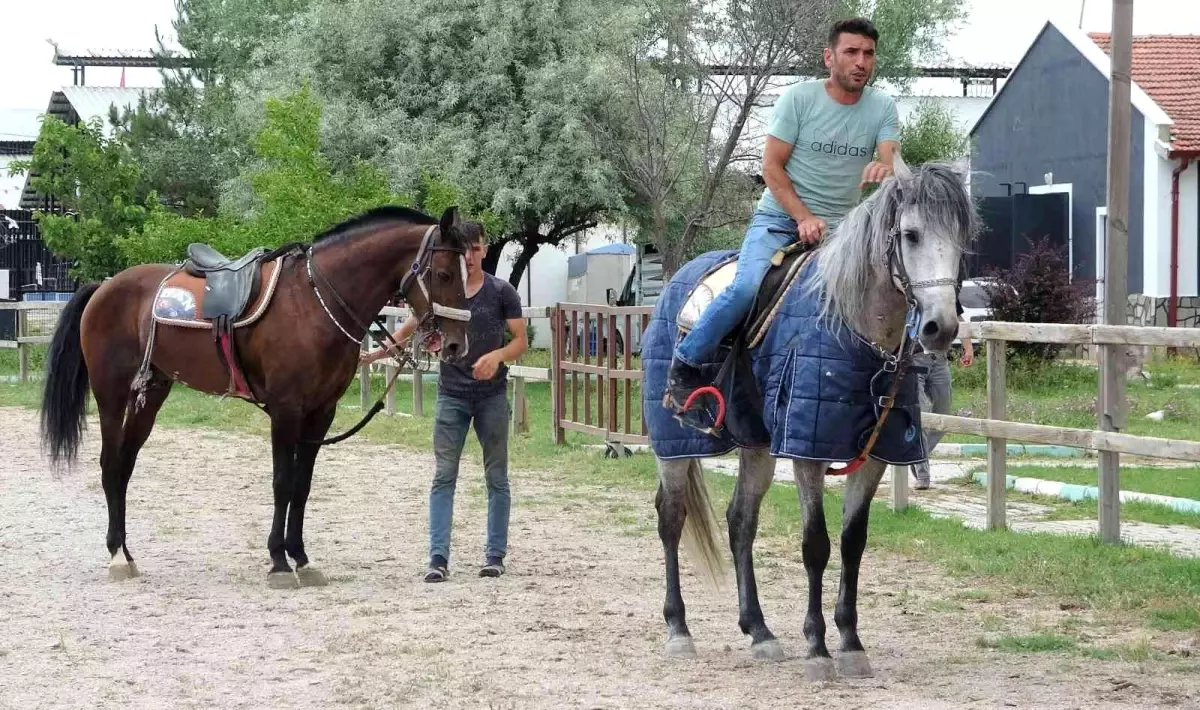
[1,406,1197,709]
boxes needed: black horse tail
[41,283,100,468]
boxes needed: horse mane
[805,160,978,334]
[311,205,437,245]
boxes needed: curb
[971,471,1200,515]
[933,443,1086,458]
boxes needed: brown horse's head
[401,206,474,361]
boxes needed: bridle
[306,223,472,362]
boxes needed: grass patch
[943,352,1200,444]
[977,633,1077,653]
[1040,499,1200,530]
[1147,606,1200,631]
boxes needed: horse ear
[893,151,914,182]
[439,206,461,236]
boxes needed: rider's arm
[762,136,817,223]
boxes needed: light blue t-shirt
[757,80,901,226]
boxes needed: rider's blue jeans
[674,210,797,367]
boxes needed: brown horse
[40,205,473,588]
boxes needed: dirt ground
[1,405,1197,709]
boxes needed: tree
[897,96,968,165]
[242,0,628,287]
[117,87,405,266]
[8,117,151,280]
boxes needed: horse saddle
[153,245,286,401]
[182,244,270,322]
[677,241,816,350]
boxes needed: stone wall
[1126,295,1200,328]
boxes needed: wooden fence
[549,303,653,450]
[888,321,1200,544]
[0,301,61,382]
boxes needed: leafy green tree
[897,96,969,165]
[8,117,150,280]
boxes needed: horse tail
[680,458,728,590]
[41,283,100,468]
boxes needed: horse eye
[904,229,919,244]
[436,270,452,284]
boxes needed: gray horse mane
[804,161,978,334]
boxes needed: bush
[982,235,1096,362]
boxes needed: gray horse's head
[812,152,977,353]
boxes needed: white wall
[1143,121,1172,297]
[492,224,628,349]
[1178,160,1199,297]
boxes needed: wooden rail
[899,321,1200,544]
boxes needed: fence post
[412,340,424,417]
[890,465,909,511]
[17,308,28,384]
[552,306,565,445]
[511,375,528,435]
[385,315,397,416]
[986,339,1008,530]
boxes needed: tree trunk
[507,234,542,289]
[481,235,512,276]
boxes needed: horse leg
[793,459,836,682]
[656,457,696,659]
[267,414,301,589]
[288,406,336,588]
[727,447,783,661]
[108,377,173,580]
[834,459,887,679]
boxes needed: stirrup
[663,385,727,436]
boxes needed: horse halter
[306,223,471,351]
[399,224,473,327]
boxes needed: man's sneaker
[912,468,931,490]
[479,556,505,578]
[665,357,708,410]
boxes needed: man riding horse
[667,16,901,413]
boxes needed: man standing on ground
[666,16,902,409]
[361,221,527,580]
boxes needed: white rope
[308,256,363,345]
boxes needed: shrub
[982,235,1096,362]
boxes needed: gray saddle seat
[182,243,270,321]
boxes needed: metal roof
[52,47,195,69]
[18,87,157,209]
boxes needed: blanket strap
[828,356,911,477]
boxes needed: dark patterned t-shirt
[438,273,524,401]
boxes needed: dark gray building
[969,19,1200,327]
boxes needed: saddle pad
[643,249,925,466]
[153,258,284,329]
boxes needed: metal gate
[971,192,1070,276]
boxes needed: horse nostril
[921,320,940,338]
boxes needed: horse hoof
[804,656,837,683]
[838,651,874,679]
[108,555,139,581]
[751,639,786,662]
[664,636,697,659]
[296,565,328,587]
[267,571,298,590]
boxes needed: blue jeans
[911,351,953,483]
[675,211,797,366]
[429,392,511,563]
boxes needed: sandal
[424,564,449,583]
[479,558,505,578]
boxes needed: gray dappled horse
[643,154,975,680]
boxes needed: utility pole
[1099,0,1133,544]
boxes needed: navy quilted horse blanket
[642,250,926,465]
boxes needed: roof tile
[1090,33,1200,153]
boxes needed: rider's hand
[960,340,975,368]
[797,216,827,244]
[359,349,383,366]
[860,160,893,187]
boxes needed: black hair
[828,17,879,49]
